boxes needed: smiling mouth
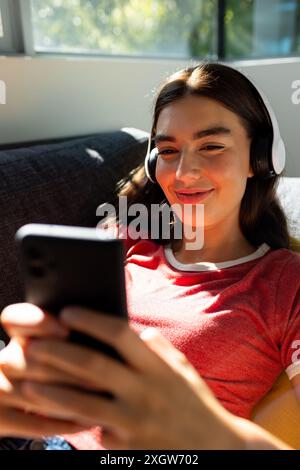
[174,189,215,203]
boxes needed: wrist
[212,412,246,450]
[231,415,292,450]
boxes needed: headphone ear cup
[145,147,158,184]
[272,138,286,175]
[250,136,275,179]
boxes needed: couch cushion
[0,128,148,345]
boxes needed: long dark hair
[113,62,290,250]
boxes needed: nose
[175,148,202,182]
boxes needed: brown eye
[158,149,178,155]
[201,145,224,151]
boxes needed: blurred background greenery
[31,0,300,60]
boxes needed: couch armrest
[252,371,300,449]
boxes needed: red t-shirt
[64,234,300,449]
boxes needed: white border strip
[286,361,300,380]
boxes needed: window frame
[0,0,34,55]
[0,0,226,59]
[217,0,226,59]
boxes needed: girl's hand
[0,304,88,438]
[1,303,244,449]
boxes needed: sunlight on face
[155,95,254,229]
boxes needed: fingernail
[140,327,159,340]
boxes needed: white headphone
[244,74,286,176]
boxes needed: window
[1,0,300,59]
[30,0,218,59]
[225,0,300,59]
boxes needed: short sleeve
[278,253,300,380]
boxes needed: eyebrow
[154,126,232,144]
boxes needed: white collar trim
[164,243,271,272]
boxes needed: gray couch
[0,127,299,349]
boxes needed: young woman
[0,62,299,450]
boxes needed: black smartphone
[15,223,128,364]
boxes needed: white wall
[0,55,299,175]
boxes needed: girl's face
[155,95,254,229]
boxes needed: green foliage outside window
[31,0,300,59]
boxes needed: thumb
[1,303,69,339]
